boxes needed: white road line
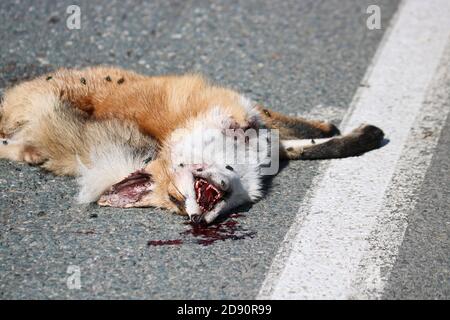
[351,50,450,298]
[258,0,450,299]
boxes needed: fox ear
[97,169,154,208]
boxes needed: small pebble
[48,16,60,24]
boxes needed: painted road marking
[258,0,450,299]
[351,49,450,298]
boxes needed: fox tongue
[204,185,217,204]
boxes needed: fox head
[92,106,272,224]
[96,141,266,224]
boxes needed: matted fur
[0,90,158,202]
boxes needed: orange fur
[23,67,250,143]
[0,66,342,218]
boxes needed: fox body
[0,66,384,223]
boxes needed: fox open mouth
[194,178,224,213]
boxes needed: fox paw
[22,146,45,164]
[353,124,385,147]
[342,124,385,156]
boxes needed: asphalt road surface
[0,0,448,299]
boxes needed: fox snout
[172,163,233,224]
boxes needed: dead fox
[0,66,384,223]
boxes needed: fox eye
[225,165,234,171]
[169,194,182,206]
[169,194,178,203]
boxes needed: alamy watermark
[66,265,81,290]
[66,5,81,30]
[366,5,381,30]
[170,128,280,176]
[63,5,380,32]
